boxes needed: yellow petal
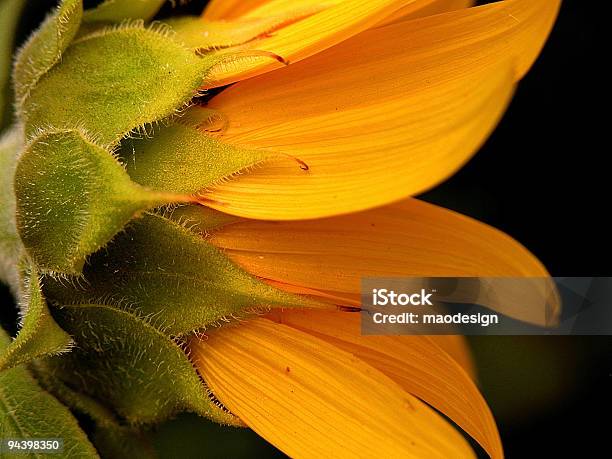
[238,0,343,19]
[203,0,473,22]
[208,199,560,325]
[203,0,416,86]
[203,0,270,20]
[378,0,475,26]
[268,309,502,458]
[191,318,475,458]
[431,335,476,379]
[201,67,513,219]
[235,0,473,22]
[169,9,326,52]
[201,0,560,220]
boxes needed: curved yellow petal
[239,0,472,22]
[208,199,560,325]
[203,0,473,22]
[170,9,327,52]
[191,318,475,458]
[203,0,270,20]
[267,309,502,458]
[432,334,476,379]
[202,67,513,219]
[378,0,475,26]
[201,0,560,220]
[203,0,415,87]
[238,0,343,19]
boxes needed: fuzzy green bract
[0,263,72,371]
[44,303,240,426]
[12,0,83,111]
[123,120,271,194]
[45,214,312,336]
[84,0,167,23]
[0,328,99,457]
[14,128,173,274]
[22,23,217,146]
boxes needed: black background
[2,1,609,458]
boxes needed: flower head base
[0,0,560,457]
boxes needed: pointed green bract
[84,0,167,23]
[0,328,99,457]
[0,127,22,291]
[45,214,314,336]
[12,0,83,111]
[46,303,240,426]
[23,23,217,146]
[0,263,73,371]
[123,121,270,194]
[14,128,177,274]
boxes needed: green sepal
[43,303,241,426]
[0,263,73,372]
[23,22,218,147]
[31,363,158,459]
[84,0,166,23]
[45,213,314,336]
[0,127,22,291]
[0,0,26,128]
[14,128,176,274]
[12,0,83,111]
[122,119,270,194]
[0,327,99,457]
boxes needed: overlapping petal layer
[191,318,475,458]
[204,0,474,23]
[208,199,559,325]
[201,0,560,219]
[203,0,477,85]
[267,309,502,458]
[203,0,416,86]
[204,0,305,20]
[204,0,429,86]
[377,0,475,26]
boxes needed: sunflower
[0,0,559,457]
